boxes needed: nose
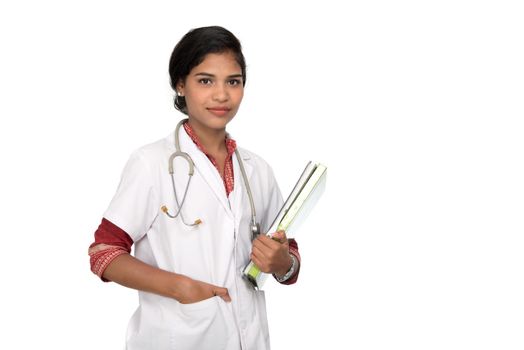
[212,84,229,102]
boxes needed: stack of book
[242,161,327,289]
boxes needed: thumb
[272,230,287,243]
[213,286,231,302]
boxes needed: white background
[0,1,523,349]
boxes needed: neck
[187,119,227,154]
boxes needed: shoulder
[114,134,174,181]
[237,146,278,182]
[238,147,271,169]
[127,134,174,168]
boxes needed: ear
[176,80,185,96]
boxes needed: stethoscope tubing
[165,119,260,238]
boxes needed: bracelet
[275,254,297,282]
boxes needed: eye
[228,79,242,86]
[199,78,212,85]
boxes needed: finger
[250,254,268,273]
[251,244,268,256]
[253,236,276,253]
[256,235,280,249]
[213,287,231,302]
[253,240,275,258]
[271,230,287,243]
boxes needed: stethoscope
[161,119,261,240]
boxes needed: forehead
[190,52,242,74]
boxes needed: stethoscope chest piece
[250,222,260,240]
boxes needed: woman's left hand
[250,230,293,277]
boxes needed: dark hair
[169,26,247,114]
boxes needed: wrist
[274,254,297,282]
[167,273,187,300]
[275,255,293,277]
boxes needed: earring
[178,91,184,97]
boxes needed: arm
[89,218,230,304]
[102,253,231,304]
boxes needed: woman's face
[178,51,244,133]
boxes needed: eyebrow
[194,72,243,79]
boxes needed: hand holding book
[243,161,327,289]
[249,230,293,277]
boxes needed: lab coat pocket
[172,296,230,350]
[178,295,217,312]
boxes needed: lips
[207,107,231,117]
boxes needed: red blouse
[182,121,236,196]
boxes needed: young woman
[89,26,300,350]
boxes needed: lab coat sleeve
[103,150,159,243]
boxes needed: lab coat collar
[230,145,253,230]
[175,125,253,219]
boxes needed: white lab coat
[104,127,283,350]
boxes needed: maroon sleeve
[89,218,134,251]
[88,218,134,282]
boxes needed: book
[242,161,327,289]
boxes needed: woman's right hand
[173,274,231,304]
[102,254,232,304]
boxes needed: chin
[190,115,234,131]
[207,114,235,127]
